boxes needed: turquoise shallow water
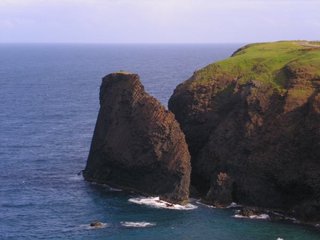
[0,44,319,239]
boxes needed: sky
[0,0,319,43]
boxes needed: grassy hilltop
[193,41,320,91]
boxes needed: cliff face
[169,41,320,220]
[84,73,191,204]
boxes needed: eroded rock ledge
[84,72,191,204]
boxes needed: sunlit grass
[192,41,320,92]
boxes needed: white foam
[89,182,123,192]
[107,186,123,192]
[277,238,284,240]
[251,214,270,220]
[285,216,298,222]
[120,221,156,228]
[233,213,270,220]
[128,197,198,210]
[79,222,108,230]
[69,174,84,181]
[226,202,241,208]
[100,184,123,192]
[195,200,216,208]
[194,200,240,209]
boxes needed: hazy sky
[1,0,319,43]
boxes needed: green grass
[192,41,320,92]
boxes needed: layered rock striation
[169,41,320,221]
[84,72,191,204]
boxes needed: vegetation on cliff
[191,41,320,92]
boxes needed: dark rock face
[169,62,320,220]
[84,73,191,204]
[206,172,233,207]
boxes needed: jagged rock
[84,72,191,204]
[169,41,320,221]
[206,172,233,207]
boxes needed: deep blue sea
[1,44,320,240]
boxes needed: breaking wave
[68,174,84,181]
[233,213,270,220]
[120,221,156,228]
[128,197,197,210]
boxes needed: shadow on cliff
[169,76,320,222]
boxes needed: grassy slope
[193,41,320,92]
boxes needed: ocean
[0,44,319,239]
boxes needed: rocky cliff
[84,72,191,204]
[169,41,320,221]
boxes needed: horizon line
[0,39,317,45]
[0,42,247,45]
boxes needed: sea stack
[84,72,191,204]
[169,41,320,221]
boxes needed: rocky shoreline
[194,198,320,229]
[84,41,320,224]
[231,205,320,229]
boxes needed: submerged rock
[84,72,191,204]
[90,221,104,228]
[169,41,320,221]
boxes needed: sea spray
[128,196,197,210]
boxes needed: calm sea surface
[1,44,319,239]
